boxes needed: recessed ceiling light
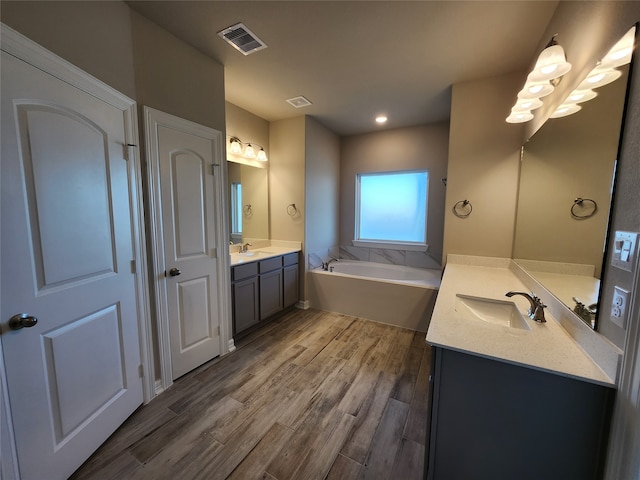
[375,115,388,124]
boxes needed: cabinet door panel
[233,276,259,334]
[260,269,283,320]
[283,264,299,308]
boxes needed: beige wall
[304,116,341,298]
[340,123,449,263]
[269,117,306,243]
[130,11,225,132]
[443,72,525,261]
[1,1,137,99]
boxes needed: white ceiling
[127,1,559,136]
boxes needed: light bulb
[257,148,268,162]
[244,144,256,158]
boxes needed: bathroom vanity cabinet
[425,346,614,480]
[231,252,299,336]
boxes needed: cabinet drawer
[283,252,299,267]
[232,262,258,281]
[259,256,282,273]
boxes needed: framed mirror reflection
[513,25,637,330]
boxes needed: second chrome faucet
[505,291,547,323]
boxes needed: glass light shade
[256,148,268,162]
[229,137,242,155]
[512,98,543,111]
[550,103,581,118]
[243,144,256,158]
[567,89,598,104]
[600,26,636,69]
[506,110,533,123]
[518,79,554,99]
[578,67,622,90]
[528,44,572,82]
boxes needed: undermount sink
[454,294,531,330]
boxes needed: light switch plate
[612,231,639,272]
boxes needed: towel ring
[243,204,252,216]
[287,203,298,217]
[571,197,597,219]
[453,199,472,218]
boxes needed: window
[355,170,428,249]
[231,182,242,235]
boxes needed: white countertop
[230,245,301,266]
[426,261,615,387]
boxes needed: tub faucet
[505,291,547,323]
[322,257,339,271]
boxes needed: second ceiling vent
[218,23,267,56]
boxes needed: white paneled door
[0,49,144,479]
[145,108,224,381]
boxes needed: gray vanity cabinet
[425,347,613,480]
[231,263,259,335]
[231,251,300,336]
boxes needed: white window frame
[354,169,429,251]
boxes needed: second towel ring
[287,203,298,217]
[571,197,598,219]
[243,204,252,216]
[453,199,472,218]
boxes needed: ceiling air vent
[218,23,267,56]
[286,96,313,108]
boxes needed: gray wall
[340,123,449,268]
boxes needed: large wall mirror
[514,26,636,329]
[227,160,269,244]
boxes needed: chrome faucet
[322,257,339,271]
[572,297,597,326]
[505,291,547,323]
[239,242,252,253]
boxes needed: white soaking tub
[307,260,441,331]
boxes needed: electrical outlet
[610,286,630,328]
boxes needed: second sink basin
[455,294,531,330]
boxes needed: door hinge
[216,326,220,337]
[138,364,144,378]
[211,163,221,175]
[130,260,136,274]
[123,143,137,161]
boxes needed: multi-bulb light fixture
[228,136,268,162]
[506,35,572,123]
[507,26,636,123]
[550,26,635,118]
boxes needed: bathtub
[307,260,440,332]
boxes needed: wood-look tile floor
[71,308,431,480]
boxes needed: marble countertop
[230,245,301,266]
[426,261,615,387]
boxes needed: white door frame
[0,23,154,478]
[143,106,232,393]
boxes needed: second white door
[145,108,224,380]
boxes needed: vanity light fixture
[506,110,534,124]
[227,136,268,162]
[554,26,636,119]
[550,103,581,118]
[506,35,572,123]
[528,35,572,83]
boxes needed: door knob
[9,313,38,330]
[168,267,181,277]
